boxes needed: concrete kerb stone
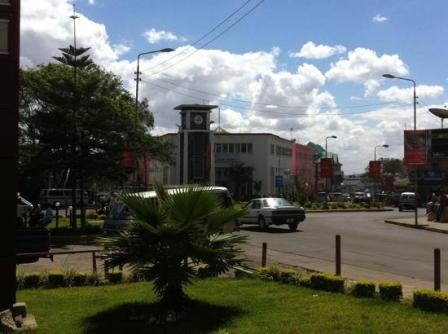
[384,219,448,235]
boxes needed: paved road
[238,209,448,287]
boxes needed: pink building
[291,143,316,197]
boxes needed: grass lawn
[18,278,448,333]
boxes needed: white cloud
[21,0,130,67]
[326,48,408,96]
[372,14,388,23]
[377,85,444,103]
[290,41,346,59]
[143,28,179,44]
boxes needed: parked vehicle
[353,192,371,203]
[104,186,234,233]
[398,192,416,211]
[315,192,329,202]
[39,188,88,207]
[237,197,306,231]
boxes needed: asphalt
[16,210,448,298]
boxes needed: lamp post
[325,135,337,192]
[135,48,175,110]
[374,144,389,161]
[383,73,419,225]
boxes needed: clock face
[193,114,204,125]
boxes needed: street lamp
[374,144,389,161]
[135,48,175,110]
[325,135,337,192]
[383,73,418,225]
[382,74,417,130]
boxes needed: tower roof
[174,104,218,111]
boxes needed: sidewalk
[384,215,448,234]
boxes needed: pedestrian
[29,203,43,227]
[39,204,53,227]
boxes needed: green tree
[228,162,253,200]
[19,48,172,205]
[103,185,247,315]
[382,158,403,174]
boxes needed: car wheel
[288,223,298,231]
[258,216,268,230]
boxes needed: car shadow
[239,226,302,234]
[82,299,243,334]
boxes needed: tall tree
[228,162,253,200]
[19,49,172,214]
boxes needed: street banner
[120,150,134,167]
[320,158,333,178]
[369,160,382,179]
[404,130,427,165]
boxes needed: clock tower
[175,104,216,185]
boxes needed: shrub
[23,273,40,288]
[107,271,123,284]
[337,202,346,209]
[413,289,448,313]
[296,274,311,287]
[351,281,376,298]
[86,272,105,286]
[310,273,345,293]
[379,281,402,301]
[265,264,281,281]
[47,270,65,287]
[321,203,329,210]
[279,268,297,284]
[86,212,99,220]
[330,203,339,210]
[71,272,87,286]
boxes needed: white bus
[104,186,235,233]
[39,188,88,207]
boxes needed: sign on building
[404,130,428,165]
[430,128,448,160]
[275,175,283,188]
[320,158,333,178]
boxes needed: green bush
[321,203,329,210]
[107,271,123,284]
[330,203,339,210]
[86,212,99,220]
[413,289,448,313]
[379,281,402,301]
[351,281,376,298]
[310,273,345,293]
[279,268,297,284]
[296,274,311,287]
[48,271,65,287]
[311,203,321,210]
[337,202,346,209]
[23,273,41,288]
[86,271,105,286]
[259,264,281,281]
[71,272,87,286]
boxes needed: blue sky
[21,0,448,173]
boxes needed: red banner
[120,150,134,167]
[369,160,382,179]
[404,130,427,165]
[320,158,333,178]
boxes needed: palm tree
[103,184,247,314]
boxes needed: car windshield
[263,198,292,207]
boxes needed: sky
[20,0,448,174]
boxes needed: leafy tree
[228,162,253,200]
[19,47,173,205]
[382,158,403,174]
[103,185,247,315]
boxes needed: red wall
[291,143,316,195]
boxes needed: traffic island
[384,217,448,234]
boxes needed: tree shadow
[239,226,302,233]
[82,299,243,334]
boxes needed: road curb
[384,220,448,234]
[308,208,394,213]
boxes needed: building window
[215,143,222,153]
[0,20,8,54]
[241,143,246,153]
[247,143,253,153]
[216,168,222,177]
[222,143,228,153]
[235,143,240,152]
[271,144,275,154]
[229,143,234,153]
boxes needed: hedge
[351,281,375,298]
[310,273,345,293]
[379,281,402,302]
[413,289,448,313]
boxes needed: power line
[141,0,265,77]
[143,79,412,117]
[142,74,407,111]
[143,0,253,74]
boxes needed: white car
[238,197,306,231]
